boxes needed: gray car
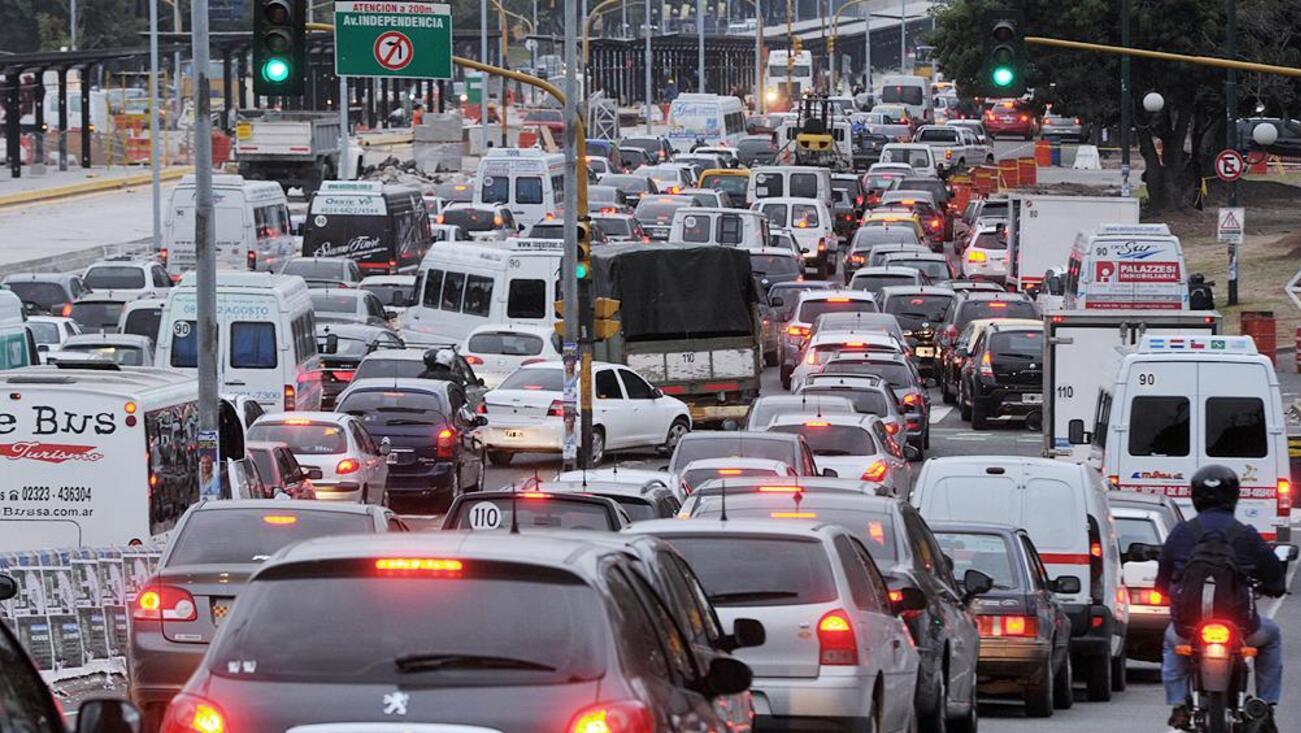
[128,500,400,731]
[163,532,752,732]
[668,431,821,478]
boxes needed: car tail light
[331,370,355,382]
[1133,589,1169,606]
[568,700,654,733]
[943,324,958,342]
[884,420,900,435]
[283,384,296,411]
[476,402,488,414]
[929,217,942,231]
[336,458,360,474]
[548,400,564,417]
[861,460,888,482]
[787,325,810,337]
[979,351,993,378]
[1200,623,1232,645]
[977,615,1037,637]
[945,149,953,161]
[967,249,987,262]
[1020,115,1029,122]
[465,355,484,365]
[436,428,457,459]
[902,392,922,407]
[60,302,73,317]
[375,558,464,575]
[161,693,227,733]
[1278,479,1292,515]
[134,586,197,622]
[818,238,827,251]
[246,250,257,271]
[817,609,859,665]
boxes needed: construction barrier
[211,131,232,164]
[949,182,973,216]
[1018,157,1037,186]
[972,166,995,196]
[1241,311,1276,362]
[1034,140,1053,167]
[998,159,1020,189]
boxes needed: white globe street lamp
[1142,92,1164,114]
[1253,122,1279,147]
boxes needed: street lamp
[1253,121,1278,147]
[1142,91,1164,114]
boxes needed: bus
[666,93,747,153]
[765,50,814,112]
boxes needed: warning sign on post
[334,2,453,80]
[1217,207,1244,244]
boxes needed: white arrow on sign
[1287,268,1301,313]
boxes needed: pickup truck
[913,124,992,173]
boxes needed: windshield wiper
[394,653,557,674]
[708,590,801,603]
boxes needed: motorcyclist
[1155,464,1286,730]
[418,348,458,383]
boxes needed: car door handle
[224,380,246,386]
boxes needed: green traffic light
[262,57,291,84]
[992,66,1015,88]
[576,262,590,279]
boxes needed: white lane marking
[1263,558,1299,619]
[929,406,953,424]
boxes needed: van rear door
[1020,468,1089,605]
[1197,360,1279,535]
[918,469,1023,527]
[1115,360,1197,501]
[221,304,285,408]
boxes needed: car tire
[361,484,370,505]
[487,450,514,466]
[446,470,461,509]
[959,389,972,421]
[662,417,691,453]
[1110,648,1127,691]
[764,348,778,367]
[971,399,990,430]
[918,671,947,733]
[1085,655,1113,702]
[590,427,606,466]
[941,374,956,404]
[1024,661,1054,718]
[817,258,831,280]
[1053,653,1074,710]
[780,368,793,391]
[923,425,931,450]
[949,677,978,733]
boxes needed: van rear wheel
[1084,655,1112,702]
[1110,649,1127,691]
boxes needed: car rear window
[123,308,162,341]
[440,208,498,231]
[663,536,838,606]
[681,467,782,490]
[445,496,615,530]
[592,217,631,236]
[209,563,605,684]
[353,357,425,381]
[167,510,373,566]
[338,390,450,422]
[750,254,802,278]
[1205,396,1268,458]
[823,361,913,390]
[69,301,125,331]
[247,421,349,455]
[310,293,360,314]
[635,200,691,223]
[5,281,68,309]
[917,128,958,142]
[798,299,877,324]
[769,423,875,456]
[800,386,889,417]
[885,294,953,329]
[973,231,1007,250]
[888,259,949,280]
[748,399,855,429]
[789,174,820,199]
[692,499,901,562]
[1115,517,1161,550]
[499,368,564,391]
[61,344,146,366]
[852,274,915,293]
[988,331,1043,360]
[84,266,146,290]
[934,532,1019,590]
[670,437,794,473]
[957,300,1038,327]
[282,260,344,280]
[468,332,544,357]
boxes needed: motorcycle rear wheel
[1205,691,1229,733]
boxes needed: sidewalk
[0,165,189,208]
[0,165,154,194]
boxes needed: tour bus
[666,93,747,153]
[0,290,38,371]
[879,74,934,124]
[1072,335,1290,537]
[0,365,247,552]
[473,148,567,229]
[157,272,321,412]
[301,181,431,275]
[765,49,814,110]
[1064,224,1189,311]
[163,174,297,277]
[400,241,563,346]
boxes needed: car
[163,532,753,732]
[958,321,1045,430]
[791,331,904,391]
[635,194,699,240]
[436,202,520,242]
[931,522,1078,717]
[850,266,930,298]
[433,179,475,202]
[245,440,319,499]
[599,172,661,205]
[693,145,741,168]
[678,457,802,492]
[25,314,81,353]
[675,154,725,179]
[83,258,172,299]
[748,246,804,290]
[49,332,155,366]
[947,280,1005,295]
[879,252,955,284]
[853,126,893,169]
[616,145,658,172]
[899,177,953,218]
[443,489,633,530]
[821,353,930,455]
[796,374,911,450]
[247,411,390,505]
[862,242,932,269]
[735,135,780,166]
[1108,493,1186,662]
[525,220,611,244]
[752,197,836,278]
[960,223,1010,284]
[1237,116,1301,158]
[913,124,983,172]
[2,271,87,315]
[846,227,923,280]
[589,184,632,214]
[67,291,148,334]
[984,99,1039,140]
[668,431,820,478]
[631,518,920,733]
[764,413,909,492]
[936,290,1040,353]
[621,133,675,162]
[699,168,752,208]
[353,346,487,401]
[521,479,683,521]
[279,255,363,288]
[862,170,906,208]
[744,393,858,430]
[359,274,418,316]
[522,107,565,133]
[315,321,405,408]
[767,228,804,258]
[878,143,939,177]
[808,312,909,355]
[310,287,395,327]
[780,291,880,388]
[461,323,562,389]
[480,361,692,466]
[636,163,695,193]
[556,467,686,502]
[948,119,990,145]
[1040,113,1086,142]
[878,285,958,377]
[591,212,650,242]
[768,280,835,325]
[681,187,731,209]
[127,500,400,729]
[938,317,1040,406]
[117,297,165,346]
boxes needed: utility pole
[150,0,161,253]
[339,75,349,178]
[644,0,652,134]
[562,0,581,471]
[1225,0,1239,305]
[70,0,77,49]
[174,0,183,120]
[191,0,220,490]
[755,0,763,113]
[899,0,906,71]
[1120,0,1132,198]
[481,0,489,152]
[698,0,705,92]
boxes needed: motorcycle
[1189,273,1216,311]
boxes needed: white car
[678,457,800,494]
[764,413,901,490]
[791,331,903,391]
[247,411,389,505]
[359,275,418,318]
[26,315,81,353]
[877,143,939,177]
[480,361,691,466]
[556,467,686,501]
[49,333,155,366]
[461,324,562,389]
[82,259,173,300]
[960,223,1010,283]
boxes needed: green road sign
[334,1,453,80]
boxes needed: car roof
[4,272,77,283]
[467,323,557,339]
[767,413,876,429]
[926,520,1021,538]
[879,285,956,298]
[193,498,378,515]
[957,290,1032,302]
[245,439,292,453]
[359,348,431,362]
[809,330,897,345]
[798,289,876,303]
[359,275,415,285]
[854,266,923,276]
[341,378,452,396]
[628,518,841,539]
[678,430,798,445]
[923,455,1085,476]
[63,333,152,347]
[258,411,351,423]
[534,479,669,499]
[882,251,946,262]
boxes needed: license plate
[505,429,525,439]
[1022,393,1044,404]
[914,346,935,357]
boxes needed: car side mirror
[961,568,994,603]
[76,699,142,733]
[306,468,324,480]
[378,440,392,456]
[719,617,766,652]
[0,573,15,601]
[1123,542,1162,563]
[1274,544,1300,563]
[821,468,839,478]
[904,444,921,462]
[1067,418,1089,445]
[651,387,664,398]
[890,586,927,614]
[701,656,752,698]
[1050,576,1082,595]
[322,333,339,355]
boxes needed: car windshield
[354,357,426,381]
[247,421,349,455]
[311,293,361,314]
[282,260,345,280]
[6,281,68,309]
[662,536,837,606]
[84,266,145,290]
[885,294,953,329]
[888,259,950,280]
[69,301,124,331]
[768,423,875,456]
[60,343,146,365]
[441,208,499,231]
[824,361,913,390]
[208,566,605,684]
[750,254,801,278]
[798,299,876,323]
[362,283,414,307]
[800,387,889,416]
[956,300,1038,328]
[499,368,564,391]
[446,496,615,530]
[167,510,373,566]
[934,532,1020,590]
[338,390,450,424]
[468,331,544,356]
[670,437,794,473]
[602,175,649,192]
[1115,516,1162,549]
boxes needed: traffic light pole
[193,0,221,492]
[1120,0,1131,198]
[1225,0,1239,306]
[563,0,581,471]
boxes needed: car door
[593,367,633,448]
[1021,533,1072,668]
[618,368,669,446]
[849,535,917,730]
[348,419,387,500]
[0,621,65,733]
[906,507,979,708]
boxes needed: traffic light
[983,9,1025,98]
[254,0,306,96]
[575,221,593,280]
[593,297,621,341]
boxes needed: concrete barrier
[0,167,191,209]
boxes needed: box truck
[1007,194,1140,292]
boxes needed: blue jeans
[1162,619,1282,705]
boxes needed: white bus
[0,366,245,551]
[879,74,933,124]
[765,50,814,110]
[666,93,747,153]
[163,174,297,277]
[473,148,567,229]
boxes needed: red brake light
[1278,479,1292,514]
[861,460,888,482]
[930,218,942,230]
[375,558,464,574]
[133,586,197,622]
[758,485,802,493]
[1134,589,1169,606]
[336,458,360,474]
[436,427,457,459]
[568,700,653,733]
[787,325,810,336]
[283,384,296,411]
[902,392,922,406]
[1090,542,1103,558]
[884,421,900,435]
[246,251,257,270]
[977,615,1038,637]
[1200,623,1232,645]
[547,400,564,417]
[716,468,744,475]
[465,355,484,365]
[161,693,226,733]
[817,610,859,665]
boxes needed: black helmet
[1191,464,1240,513]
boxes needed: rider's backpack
[1171,517,1251,637]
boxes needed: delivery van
[0,290,38,371]
[157,272,321,411]
[1073,335,1290,538]
[666,93,747,153]
[668,208,771,249]
[301,181,431,275]
[746,165,833,209]
[1064,224,1188,310]
[163,174,297,276]
[473,148,567,228]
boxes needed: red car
[984,100,1038,140]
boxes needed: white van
[666,93,747,153]
[751,197,836,277]
[911,455,1129,701]
[0,290,37,371]
[765,49,814,108]
[164,173,297,276]
[157,272,321,411]
[668,208,770,249]
[473,148,566,229]
[1075,335,1290,538]
[878,143,939,177]
[0,366,247,551]
[1064,224,1189,311]
[400,242,563,346]
[747,165,833,208]
[878,74,933,123]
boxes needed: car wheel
[918,670,947,733]
[924,424,931,450]
[764,348,778,367]
[448,469,462,506]
[467,450,485,491]
[487,450,514,466]
[950,678,978,733]
[1024,660,1054,718]
[662,417,690,453]
[360,484,369,505]
[1085,654,1113,702]
[780,368,793,391]
[1110,648,1127,691]
[941,374,956,404]
[1053,653,1074,709]
[590,427,606,466]
[971,399,990,430]
[959,386,972,421]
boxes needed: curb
[0,239,150,280]
[0,167,191,208]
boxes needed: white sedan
[461,324,562,389]
[247,412,389,505]
[763,413,904,492]
[480,361,691,466]
[961,222,1010,283]
[790,330,903,391]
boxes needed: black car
[853,128,892,169]
[599,172,660,206]
[936,290,1040,371]
[932,522,1078,717]
[337,379,486,511]
[620,134,675,163]
[735,134,779,166]
[616,146,658,172]
[878,285,956,379]
[960,322,1045,430]
[315,322,404,409]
